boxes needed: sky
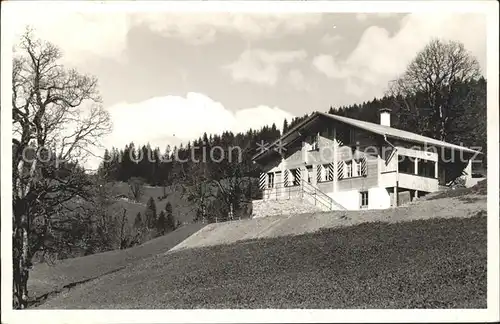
[7,2,487,170]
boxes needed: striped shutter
[259,173,266,189]
[361,156,367,176]
[328,162,334,181]
[284,169,289,187]
[316,164,323,183]
[337,161,344,180]
[294,168,302,184]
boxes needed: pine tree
[157,210,166,235]
[145,197,157,229]
[165,202,176,232]
[134,212,143,229]
[282,119,289,134]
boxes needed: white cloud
[287,69,312,92]
[225,49,307,86]
[7,3,322,64]
[132,13,323,44]
[356,13,368,21]
[85,92,293,169]
[356,13,399,22]
[312,13,486,101]
[8,3,131,66]
[320,33,343,46]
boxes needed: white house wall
[368,187,391,209]
[329,190,360,210]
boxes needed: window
[360,191,369,208]
[290,168,301,186]
[345,160,353,178]
[323,164,334,182]
[267,172,275,188]
[308,133,319,151]
[317,164,333,183]
[398,155,415,174]
[321,127,335,139]
[353,159,362,177]
[339,158,367,180]
[417,159,436,178]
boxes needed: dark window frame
[360,191,369,208]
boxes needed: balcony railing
[262,180,346,211]
[380,170,439,192]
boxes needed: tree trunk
[13,211,30,309]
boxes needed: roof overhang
[251,112,321,163]
[252,111,482,164]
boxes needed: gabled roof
[252,111,482,162]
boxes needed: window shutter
[294,168,301,184]
[316,165,323,183]
[328,162,334,181]
[337,160,344,180]
[361,156,367,176]
[259,173,266,189]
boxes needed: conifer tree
[282,119,289,134]
[134,212,143,229]
[165,202,176,232]
[157,210,167,235]
[145,197,157,229]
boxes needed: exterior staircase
[252,180,346,218]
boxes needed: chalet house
[251,109,482,212]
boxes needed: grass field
[38,214,486,309]
[28,223,206,305]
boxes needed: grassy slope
[171,191,486,252]
[39,214,486,309]
[109,182,197,226]
[28,223,206,302]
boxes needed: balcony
[380,171,439,193]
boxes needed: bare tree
[116,208,131,250]
[88,179,127,253]
[180,158,212,223]
[128,177,145,202]
[387,39,481,141]
[183,146,256,222]
[12,28,111,308]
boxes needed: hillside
[172,189,486,251]
[108,182,197,226]
[28,223,206,306]
[38,215,486,309]
[33,184,487,309]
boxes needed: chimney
[379,108,391,127]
